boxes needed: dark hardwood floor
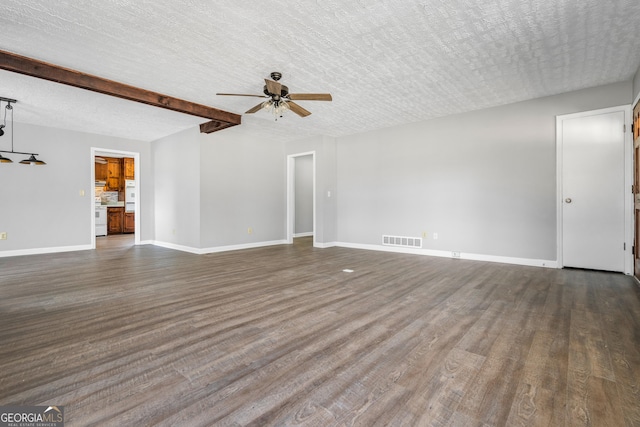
[1,237,639,426]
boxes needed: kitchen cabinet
[106,158,122,191]
[124,158,135,180]
[107,207,124,234]
[95,161,107,181]
[124,212,135,234]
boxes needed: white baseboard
[151,239,288,255]
[150,241,202,254]
[0,244,93,258]
[0,239,556,269]
[333,242,558,268]
[314,241,337,249]
[294,232,314,238]
[200,239,288,254]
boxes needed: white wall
[151,124,337,252]
[0,122,152,254]
[634,64,640,103]
[336,81,632,262]
[294,155,313,235]
[152,127,201,248]
[200,128,286,248]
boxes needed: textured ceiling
[0,0,639,142]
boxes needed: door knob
[565,198,572,203]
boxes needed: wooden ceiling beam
[0,50,241,133]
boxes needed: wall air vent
[382,235,422,249]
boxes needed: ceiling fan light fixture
[218,72,331,120]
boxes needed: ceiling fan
[216,72,332,119]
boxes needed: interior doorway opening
[91,147,141,249]
[287,151,316,246]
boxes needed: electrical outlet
[452,251,461,258]
[433,232,438,240]
[422,231,427,238]
[79,189,85,196]
[248,227,253,234]
[0,232,7,240]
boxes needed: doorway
[556,106,632,273]
[91,147,141,249]
[633,99,640,277]
[286,151,316,246]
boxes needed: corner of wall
[633,65,640,104]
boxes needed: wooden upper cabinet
[95,161,107,181]
[107,158,121,177]
[106,158,122,191]
[124,158,135,180]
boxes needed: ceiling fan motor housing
[264,84,289,98]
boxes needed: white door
[560,110,625,272]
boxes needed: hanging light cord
[0,100,40,156]
[6,102,13,153]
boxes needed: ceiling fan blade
[245,102,266,114]
[216,93,267,98]
[264,79,282,95]
[287,101,311,117]
[288,93,332,101]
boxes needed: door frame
[91,147,141,249]
[555,105,633,274]
[286,151,316,246]
[633,92,640,278]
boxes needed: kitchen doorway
[556,106,632,273]
[91,147,141,249]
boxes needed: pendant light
[0,97,46,165]
[0,99,11,163]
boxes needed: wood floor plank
[595,274,640,426]
[1,236,639,426]
[566,371,625,427]
[568,309,615,381]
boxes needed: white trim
[633,91,640,112]
[91,147,141,248]
[294,232,314,238]
[286,151,316,247]
[0,244,93,258]
[314,241,337,249]
[151,239,288,255]
[556,105,633,274]
[333,242,557,268]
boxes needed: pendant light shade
[19,154,46,165]
[0,97,46,165]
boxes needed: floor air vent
[382,235,422,249]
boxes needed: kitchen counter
[103,202,125,207]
